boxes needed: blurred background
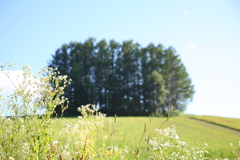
[0,0,239,118]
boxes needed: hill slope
[190,115,240,131]
[97,115,240,159]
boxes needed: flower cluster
[0,62,211,160]
[147,125,208,159]
[77,104,106,119]
[230,141,240,159]
[0,63,71,159]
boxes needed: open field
[190,115,240,131]
[1,114,239,159]
[64,115,240,159]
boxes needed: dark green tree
[48,39,195,116]
[160,47,195,115]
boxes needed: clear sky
[0,0,240,118]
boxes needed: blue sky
[0,0,240,118]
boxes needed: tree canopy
[48,38,195,116]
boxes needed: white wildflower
[172,152,178,157]
[52,140,59,146]
[7,62,13,67]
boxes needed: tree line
[48,38,195,116]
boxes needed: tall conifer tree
[48,39,194,116]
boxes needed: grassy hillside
[62,115,240,159]
[190,115,240,131]
[66,115,239,159]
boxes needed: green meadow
[64,115,240,159]
[1,64,239,159]
[191,115,240,131]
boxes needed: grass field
[65,115,240,159]
[190,115,240,131]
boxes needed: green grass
[64,115,240,159]
[164,116,240,159]
[190,115,240,131]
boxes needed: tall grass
[90,116,239,159]
[0,62,239,159]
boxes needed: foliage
[147,125,208,159]
[97,116,240,159]
[160,47,195,113]
[48,38,195,116]
[0,63,212,160]
[0,63,240,160]
[0,62,70,159]
[0,62,71,118]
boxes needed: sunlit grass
[62,115,240,159]
[191,115,240,131]
[1,63,239,159]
